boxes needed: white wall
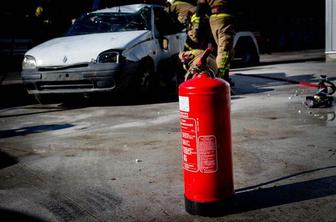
[326,0,336,61]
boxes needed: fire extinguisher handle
[190,47,215,79]
[196,47,214,69]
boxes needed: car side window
[153,7,182,37]
[139,7,152,31]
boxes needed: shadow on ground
[231,72,320,95]
[0,83,180,109]
[232,175,336,214]
[0,106,76,119]
[0,208,47,222]
[0,84,33,108]
[0,70,328,109]
[231,57,325,70]
[0,124,74,139]
[197,166,336,217]
[0,150,18,169]
[65,72,321,106]
[259,57,325,66]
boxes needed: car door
[152,7,186,59]
[151,7,187,83]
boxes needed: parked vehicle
[232,31,260,67]
[21,3,259,104]
[21,4,186,103]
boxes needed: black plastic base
[185,196,233,217]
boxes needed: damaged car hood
[26,30,151,67]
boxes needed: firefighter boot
[218,68,235,87]
[217,68,235,95]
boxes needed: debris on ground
[305,75,336,108]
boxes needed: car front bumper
[22,62,137,95]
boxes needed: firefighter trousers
[209,14,234,79]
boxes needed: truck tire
[234,38,260,67]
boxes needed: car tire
[134,60,158,96]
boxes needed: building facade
[326,0,336,62]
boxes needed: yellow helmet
[35,6,44,17]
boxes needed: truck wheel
[234,39,260,67]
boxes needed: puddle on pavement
[287,88,336,127]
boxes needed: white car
[21,4,187,103]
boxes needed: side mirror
[162,38,169,50]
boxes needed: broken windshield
[66,11,149,36]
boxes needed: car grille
[38,63,89,71]
[37,80,94,90]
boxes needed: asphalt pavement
[0,50,336,221]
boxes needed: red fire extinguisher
[178,48,234,216]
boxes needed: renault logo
[63,56,68,63]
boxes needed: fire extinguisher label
[179,96,190,112]
[180,115,198,172]
[198,136,218,173]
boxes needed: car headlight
[22,55,36,70]
[97,51,119,63]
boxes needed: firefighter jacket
[196,0,231,16]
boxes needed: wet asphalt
[0,53,336,221]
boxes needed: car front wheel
[134,60,158,96]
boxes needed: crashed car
[21,4,186,103]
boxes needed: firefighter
[166,0,196,25]
[166,0,211,50]
[165,0,200,50]
[196,0,235,85]
[166,0,213,80]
